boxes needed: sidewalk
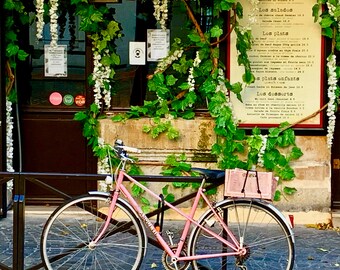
[0,211,339,269]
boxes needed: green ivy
[112,1,302,200]
[4,0,30,99]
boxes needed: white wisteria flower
[153,0,168,30]
[35,0,45,40]
[92,49,112,109]
[6,98,14,193]
[186,51,201,106]
[257,134,268,167]
[154,48,184,74]
[326,53,338,148]
[49,0,59,48]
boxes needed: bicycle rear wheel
[188,199,294,270]
[41,193,146,270]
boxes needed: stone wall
[99,118,332,223]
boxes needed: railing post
[1,181,7,218]
[13,173,25,270]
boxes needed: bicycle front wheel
[188,199,294,270]
[41,194,146,270]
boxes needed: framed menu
[228,0,325,129]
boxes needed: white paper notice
[129,42,146,65]
[147,29,170,62]
[44,45,67,77]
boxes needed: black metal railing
[0,171,224,270]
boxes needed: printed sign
[228,0,324,129]
[147,29,170,62]
[44,45,67,77]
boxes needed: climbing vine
[6,0,339,204]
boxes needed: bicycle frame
[93,167,245,263]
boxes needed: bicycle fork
[89,190,120,247]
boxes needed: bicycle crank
[161,245,190,270]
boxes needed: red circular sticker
[49,92,63,106]
[75,95,86,107]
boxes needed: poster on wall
[228,0,325,129]
[147,29,170,62]
[44,45,67,77]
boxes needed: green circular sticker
[63,94,74,106]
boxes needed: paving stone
[0,212,339,269]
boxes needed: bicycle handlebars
[113,139,141,160]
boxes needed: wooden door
[18,21,97,204]
[331,112,340,209]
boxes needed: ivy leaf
[283,186,297,195]
[181,111,195,119]
[166,126,180,140]
[141,197,150,206]
[142,125,151,133]
[188,32,201,43]
[312,4,321,22]
[210,25,223,38]
[277,166,295,180]
[322,27,333,39]
[17,49,29,61]
[166,75,178,86]
[164,193,175,203]
[289,146,303,160]
[273,190,282,201]
[162,185,169,196]
[6,43,19,57]
[268,127,281,138]
[234,2,243,18]
[320,16,334,28]
[74,111,88,121]
[111,114,126,122]
[5,31,17,42]
[242,70,255,84]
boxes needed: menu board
[229,0,324,128]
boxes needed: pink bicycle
[41,139,295,270]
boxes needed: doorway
[17,15,97,204]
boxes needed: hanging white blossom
[257,134,268,167]
[92,50,112,109]
[326,53,338,148]
[35,0,45,40]
[186,52,201,107]
[154,48,184,74]
[153,0,168,31]
[215,68,238,124]
[49,0,59,48]
[6,98,14,193]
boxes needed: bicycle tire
[41,193,147,270]
[188,199,295,270]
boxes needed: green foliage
[4,0,30,97]
[142,117,180,140]
[161,153,205,192]
[74,103,100,149]
[72,0,122,98]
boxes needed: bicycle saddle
[191,168,225,181]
